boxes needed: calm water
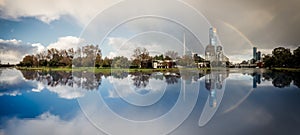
[0,68,299,135]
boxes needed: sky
[0,0,300,64]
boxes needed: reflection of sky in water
[100,77,180,121]
[0,68,300,135]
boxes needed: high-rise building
[253,47,257,61]
[205,27,229,67]
[206,28,217,61]
[209,27,217,46]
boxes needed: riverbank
[16,67,211,74]
[271,68,300,72]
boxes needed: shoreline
[13,67,300,73]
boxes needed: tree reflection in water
[20,70,102,90]
[18,69,300,90]
[131,72,151,88]
[262,71,299,88]
[164,73,180,84]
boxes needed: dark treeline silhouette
[17,45,204,68]
[263,46,300,68]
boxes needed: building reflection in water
[252,72,261,88]
[199,70,229,127]
[205,70,229,108]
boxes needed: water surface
[0,68,299,135]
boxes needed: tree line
[263,46,300,68]
[18,45,205,68]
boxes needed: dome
[205,44,215,55]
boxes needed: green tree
[21,55,35,67]
[272,47,292,67]
[293,46,300,67]
[153,54,164,60]
[102,57,112,67]
[95,53,102,68]
[112,56,130,68]
[263,54,274,68]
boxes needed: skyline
[1,0,300,64]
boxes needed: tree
[165,51,178,60]
[95,53,102,68]
[177,55,195,67]
[153,54,164,60]
[21,55,35,67]
[132,47,151,68]
[102,57,112,67]
[49,53,62,67]
[293,46,300,67]
[112,56,130,68]
[272,47,292,67]
[263,54,274,68]
[73,45,101,67]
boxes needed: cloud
[106,34,185,59]
[0,68,37,96]
[0,36,84,64]
[0,112,102,135]
[0,0,121,24]
[46,84,86,99]
[0,39,45,64]
[1,0,300,62]
[107,75,167,98]
[47,36,84,50]
[0,68,87,99]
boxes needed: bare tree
[165,50,178,60]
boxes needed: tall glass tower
[209,27,217,46]
[253,47,257,61]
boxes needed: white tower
[183,33,186,56]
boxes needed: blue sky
[0,0,300,64]
[0,17,81,45]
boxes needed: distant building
[253,47,261,63]
[205,27,229,67]
[253,47,257,61]
[205,71,229,107]
[152,60,177,69]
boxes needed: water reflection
[205,70,229,108]
[199,70,229,127]
[0,68,300,135]
[131,72,151,88]
[262,71,299,88]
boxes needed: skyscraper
[253,47,257,61]
[209,27,217,46]
[205,27,229,67]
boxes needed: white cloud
[47,36,84,50]
[46,85,86,99]
[0,39,44,64]
[0,36,84,64]
[107,75,167,98]
[0,112,102,135]
[0,68,87,99]
[0,68,36,96]
[0,0,121,25]
[106,36,183,59]
[32,43,45,53]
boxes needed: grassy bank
[271,68,300,72]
